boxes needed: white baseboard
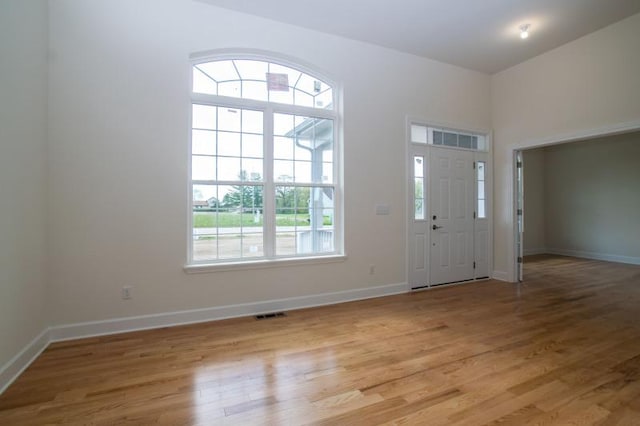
[49,282,408,342]
[1,282,407,394]
[523,248,548,256]
[0,329,50,395]
[492,270,511,282]
[546,248,640,266]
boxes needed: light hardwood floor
[1,255,640,425]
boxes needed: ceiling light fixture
[520,24,530,39]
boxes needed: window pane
[218,233,241,259]
[192,130,216,155]
[322,162,333,183]
[242,109,263,134]
[274,137,294,160]
[218,108,241,132]
[192,104,216,130]
[477,135,487,151]
[269,63,301,88]
[478,181,485,199]
[459,134,472,149]
[193,235,217,261]
[274,160,294,181]
[478,161,485,180]
[294,143,312,161]
[415,200,424,220]
[242,133,263,158]
[443,132,458,147]
[242,80,267,102]
[314,89,333,109]
[193,183,217,201]
[411,125,428,144]
[294,187,310,209]
[433,130,443,145]
[295,73,316,94]
[217,131,241,157]
[234,60,267,81]
[192,156,216,181]
[242,232,263,257]
[294,160,312,183]
[217,157,241,181]
[196,60,238,83]
[478,200,486,218]
[193,68,216,95]
[275,187,295,209]
[276,232,296,256]
[242,159,263,181]
[294,89,314,108]
[274,113,295,136]
[414,156,424,178]
[218,81,241,98]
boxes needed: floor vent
[255,312,286,320]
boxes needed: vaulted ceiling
[198,0,640,74]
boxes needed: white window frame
[185,51,344,272]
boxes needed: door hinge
[517,208,523,216]
[473,261,476,269]
[473,211,476,219]
[516,161,522,169]
[473,161,476,169]
[517,256,523,263]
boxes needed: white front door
[429,147,475,285]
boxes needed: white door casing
[408,136,491,289]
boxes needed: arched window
[188,54,341,266]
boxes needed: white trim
[405,116,493,289]
[507,119,640,282]
[49,282,407,342]
[492,270,510,282]
[0,329,50,395]
[1,282,405,393]
[184,254,347,273]
[546,249,640,266]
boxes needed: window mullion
[263,106,275,257]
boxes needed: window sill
[183,254,347,274]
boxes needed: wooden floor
[2,255,640,425]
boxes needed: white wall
[46,0,491,325]
[522,149,545,254]
[544,133,640,262]
[0,0,49,369]
[491,12,640,280]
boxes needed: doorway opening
[513,127,640,282]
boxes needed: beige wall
[492,12,640,280]
[46,0,491,325]
[544,133,640,262]
[522,149,546,254]
[0,0,49,369]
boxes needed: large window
[189,56,341,265]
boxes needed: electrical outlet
[122,286,132,300]
[369,264,375,275]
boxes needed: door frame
[406,117,494,291]
[508,120,640,283]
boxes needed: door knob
[432,224,443,230]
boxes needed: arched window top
[192,58,334,110]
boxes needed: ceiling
[197,0,640,74]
